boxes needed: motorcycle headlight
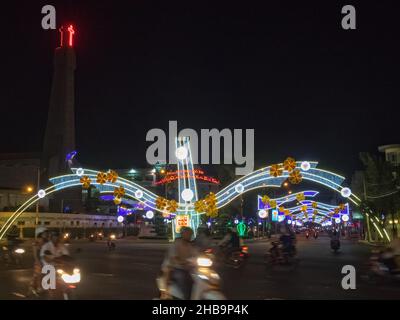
[61,269,81,284]
[197,257,213,267]
[14,248,25,254]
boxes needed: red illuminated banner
[155,169,220,185]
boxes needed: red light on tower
[58,24,75,47]
[68,25,75,47]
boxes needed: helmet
[35,227,48,237]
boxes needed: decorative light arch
[0,140,389,242]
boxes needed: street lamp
[26,186,33,193]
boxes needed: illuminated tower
[42,24,79,212]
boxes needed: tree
[359,152,400,239]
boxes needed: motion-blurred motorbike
[1,245,25,267]
[366,249,400,282]
[53,255,81,300]
[156,254,225,300]
[211,245,248,268]
[330,239,340,253]
[107,234,116,251]
[264,241,298,268]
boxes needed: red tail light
[242,246,248,253]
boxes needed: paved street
[0,235,399,300]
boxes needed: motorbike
[53,255,81,300]
[365,249,400,283]
[156,254,225,300]
[211,245,248,268]
[330,239,340,253]
[1,245,25,267]
[107,234,116,251]
[264,241,298,268]
[305,232,310,239]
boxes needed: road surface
[0,234,399,299]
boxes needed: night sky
[1,1,400,179]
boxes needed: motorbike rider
[330,229,340,248]
[218,228,241,259]
[40,231,70,266]
[161,227,198,299]
[30,227,49,295]
[279,228,296,256]
[379,238,400,274]
[194,226,212,252]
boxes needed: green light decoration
[237,222,247,237]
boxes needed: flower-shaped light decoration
[80,176,91,189]
[301,205,308,212]
[296,193,305,202]
[113,186,125,198]
[194,200,206,213]
[107,170,118,183]
[206,206,218,218]
[204,192,218,217]
[313,209,318,216]
[113,197,122,205]
[270,164,283,177]
[166,200,178,213]
[338,203,346,211]
[283,157,296,172]
[269,200,277,208]
[312,201,318,209]
[289,169,302,184]
[284,209,291,216]
[96,172,108,184]
[205,192,217,206]
[279,206,285,213]
[261,195,270,206]
[334,208,340,215]
[156,197,168,211]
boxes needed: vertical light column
[174,136,199,237]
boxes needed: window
[17,221,25,226]
[70,221,74,226]
[76,221,80,226]
[44,221,50,226]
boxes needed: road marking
[12,292,26,298]
[92,273,114,277]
